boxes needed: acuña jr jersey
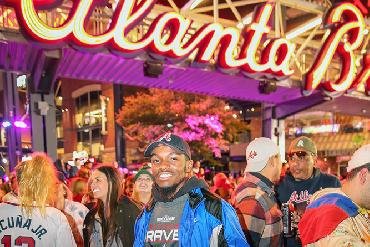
[0,202,76,247]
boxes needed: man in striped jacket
[234,137,283,247]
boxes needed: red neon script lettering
[5,0,295,78]
[304,3,366,94]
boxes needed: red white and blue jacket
[298,188,370,246]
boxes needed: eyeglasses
[287,151,311,162]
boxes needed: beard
[155,177,187,200]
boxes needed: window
[74,90,103,157]
[75,91,102,127]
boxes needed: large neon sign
[304,2,369,96]
[3,0,369,96]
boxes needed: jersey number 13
[1,235,35,247]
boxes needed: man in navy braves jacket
[277,136,341,247]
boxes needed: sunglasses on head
[287,151,310,160]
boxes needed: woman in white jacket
[0,153,76,246]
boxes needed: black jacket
[276,168,341,247]
[83,195,141,247]
[277,168,341,205]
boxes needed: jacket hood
[310,187,344,202]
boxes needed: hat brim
[134,169,153,182]
[289,147,307,153]
[289,147,317,155]
[144,141,188,158]
[144,142,160,157]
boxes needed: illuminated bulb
[2,121,11,128]
[2,158,8,164]
[251,107,255,112]
[237,15,252,29]
[232,114,238,119]
[242,16,252,25]
[356,57,361,67]
[14,121,27,128]
[237,23,244,29]
[16,75,27,88]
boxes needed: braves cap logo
[248,150,257,160]
[157,133,172,142]
[296,140,304,147]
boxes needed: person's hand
[291,211,301,231]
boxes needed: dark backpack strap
[82,206,98,247]
[200,189,228,246]
[82,213,92,247]
[201,188,222,222]
[82,227,89,247]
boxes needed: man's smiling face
[150,145,192,190]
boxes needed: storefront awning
[0,41,304,104]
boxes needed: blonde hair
[71,178,88,196]
[17,152,57,216]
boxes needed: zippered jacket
[134,182,250,247]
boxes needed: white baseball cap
[245,137,279,173]
[347,144,370,172]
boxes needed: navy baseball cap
[144,133,191,159]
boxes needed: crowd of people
[0,132,369,246]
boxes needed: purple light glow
[174,114,225,158]
[14,121,28,128]
[2,121,11,128]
